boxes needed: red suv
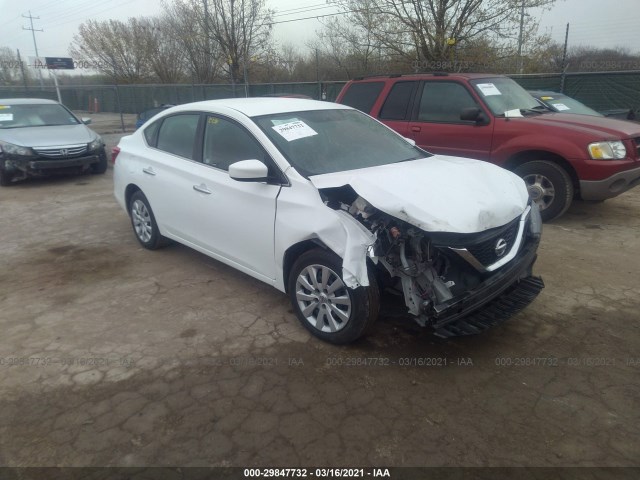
[336,73,640,221]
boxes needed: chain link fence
[1,72,638,132]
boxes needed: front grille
[465,217,520,266]
[33,144,87,159]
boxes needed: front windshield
[537,95,602,116]
[253,109,429,176]
[471,77,541,116]
[0,103,80,129]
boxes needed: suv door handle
[142,167,156,176]
[193,184,212,194]
[411,126,421,132]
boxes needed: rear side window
[156,114,200,159]
[418,82,479,123]
[339,82,384,113]
[380,81,417,120]
[144,119,161,146]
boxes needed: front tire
[288,249,379,344]
[514,160,574,222]
[0,168,14,186]
[129,191,168,250]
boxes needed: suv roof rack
[352,72,451,81]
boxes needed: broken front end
[322,187,544,337]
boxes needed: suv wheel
[288,249,379,344]
[129,191,169,249]
[514,160,573,222]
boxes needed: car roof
[349,72,504,82]
[0,98,60,105]
[169,97,350,117]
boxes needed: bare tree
[201,0,274,83]
[69,18,155,83]
[328,0,557,67]
[162,0,223,83]
[138,17,186,83]
[0,47,29,85]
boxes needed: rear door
[407,80,494,160]
[376,81,419,137]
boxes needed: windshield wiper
[520,105,552,115]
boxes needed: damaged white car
[114,98,544,344]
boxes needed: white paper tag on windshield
[477,83,501,96]
[272,120,318,142]
[504,109,523,118]
[552,103,570,111]
[0,113,13,121]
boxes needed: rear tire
[288,248,379,344]
[129,191,169,249]
[514,160,573,222]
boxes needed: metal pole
[50,70,62,103]
[16,49,28,90]
[560,23,570,93]
[316,48,321,100]
[517,0,525,74]
[114,85,125,133]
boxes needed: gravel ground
[0,137,638,468]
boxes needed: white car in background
[113,98,543,344]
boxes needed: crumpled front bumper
[430,230,543,337]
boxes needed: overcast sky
[1,0,638,62]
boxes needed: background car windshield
[471,78,541,116]
[254,109,428,176]
[0,104,80,129]
[539,95,602,116]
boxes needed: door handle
[411,126,421,132]
[193,184,212,194]
[142,167,156,176]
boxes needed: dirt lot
[0,139,639,468]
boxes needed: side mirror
[460,107,487,124]
[81,117,92,125]
[404,137,416,146]
[229,159,269,182]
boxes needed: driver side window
[203,116,266,171]
[418,82,479,123]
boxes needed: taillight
[111,146,120,164]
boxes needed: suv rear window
[380,81,417,120]
[340,82,384,113]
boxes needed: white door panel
[171,161,280,280]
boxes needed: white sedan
[114,98,544,344]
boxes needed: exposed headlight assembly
[588,141,626,160]
[88,136,103,151]
[0,140,34,157]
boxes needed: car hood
[309,155,529,234]
[0,124,95,147]
[520,112,640,139]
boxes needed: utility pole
[560,23,570,93]
[16,49,28,90]
[517,0,525,74]
[22,10,44,88]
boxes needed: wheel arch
[504,150,580,194]
[124,184,142,211]
[282,239,335,293]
